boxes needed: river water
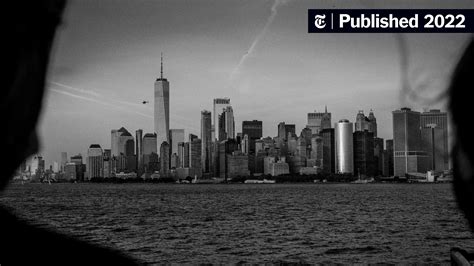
[1,183,473,264]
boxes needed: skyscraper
[213,98,231,141]
[224,106,235,139]
[136,129,143,174]
[111,127,134,157]
[353,130,375,177]
[277,122,296,140]
[86,144,103,179]
[321,128,336,174]
[335,119,354,174]
[420,109,449,171]
[169,129,185,156]
[307,106,331,134]
[154,53,170,151]
[392,108,429,176]
[242,120,262,153]
[159,141,170,177]
[355,110,377,137]
[201,110,212,173]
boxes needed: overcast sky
[39,0,473,165]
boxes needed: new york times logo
[308,9,474,33]
[314,14,326,29]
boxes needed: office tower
[374,137,384,175]
[311,135,323,167]
[111,127,134,157]
[183,142,190,168]
[154,53,170,151]
[242,120,263,153]
[353,131,375,177]
[60,152,68,172]
[136,129,143,174]
[384,139,394,176]
[169,129,185,156]
[277,122,296,140]
[307,106,332,135]
[170,153,178,169]
[355,110,370,132]
[159,141,170,177]
[226,151,250,179]
[201,110,212,173]
[218,111,227,141]
[392,107,429,176]
[70,154,83,165]
[189,138,202,176]
[321,128,335,174]
[224,106,235,139]
[142,133,157,155]
[420,109,449,171]
[355,110,377,136]
[296,136,307,158]
[218,139,240,180]
[335,119,354,174]
[86,144,103,179]
[213,98,231,141]
[178,142,185,168]
[368,110,377,137]
[241,134,249,154]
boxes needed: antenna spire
[325,105,327,113]
[160,52,163,79]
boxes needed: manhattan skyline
[39,0,472,165]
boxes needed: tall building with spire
[154,53,170,153]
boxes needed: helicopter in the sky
[142,100,149,104]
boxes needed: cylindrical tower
[335,119,354,174]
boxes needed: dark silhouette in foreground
[0,2,139,264]
[449,39,474,264]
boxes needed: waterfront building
[335,119,354,174]
[135,129,143,174]
[353,130,375,178]
[242,120,263,153]
[384,139,394,176]
[189,138,202,177]
[374,137,384,176]
[321,128,335,174]
[392,108,429,176]
[154,54,170,151]
[420,109,449,171]
[86,144,103,179]
[201,110,212,173]
[160,141,170,177]
[169,129,185,157]
[226,151,250,179]
[270,161,290,176]
[111,127,134,157]
[368,110,377,137]
[311,135,323,167]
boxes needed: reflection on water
[1,183,473,264]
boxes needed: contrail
[229,0,289,83]
[50,88,153,119]
[49,81,102,97]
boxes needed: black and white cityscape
[18,55,452,184]
[3,1,474,264]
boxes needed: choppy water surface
[1,183,473,264]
